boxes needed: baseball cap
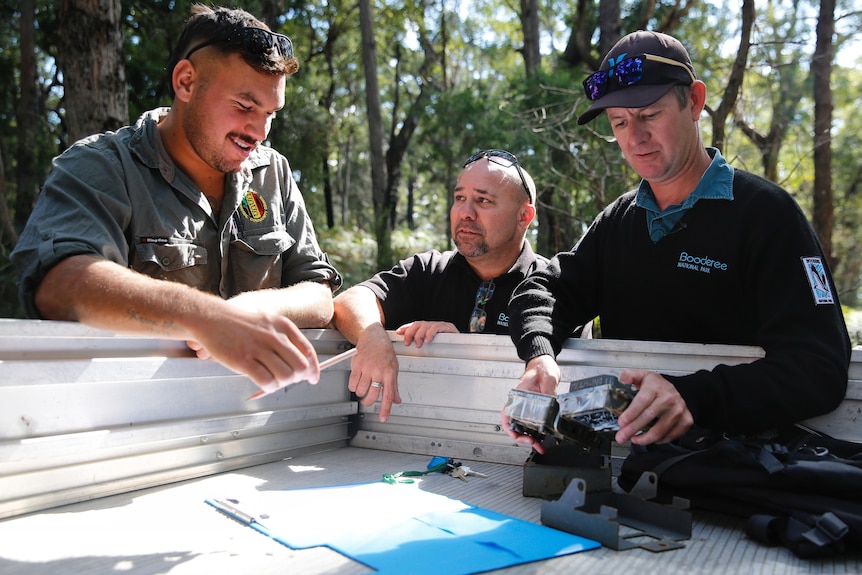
[577,30,697,125]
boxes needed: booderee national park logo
[240,190,268,223]
[676,251,728,274]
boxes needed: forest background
[2,0,861,345]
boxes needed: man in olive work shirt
[333,150,548,422]
[12,6,340,396]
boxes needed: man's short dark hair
[165,4,299,98]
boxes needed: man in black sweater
[504,31,850,452]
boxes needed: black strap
[745,512,849,558]
[647,438,788,480]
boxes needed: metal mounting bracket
[541,473,692,552]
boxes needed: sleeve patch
[801,256,835,305]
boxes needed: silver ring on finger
[370,381,383,388]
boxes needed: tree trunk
[14,0,38,231]
[341,130,353,228]
[406,178,415,230]
[708,0,754,153]
[812,0,835,267]
[383,49,434,235]
[519,0,541,78]
[358,0,392,270]
[323,157,335,229]
[0,143,18,249]
[598,0,621,59]
[57,0,127,143]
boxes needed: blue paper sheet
[207,481,600,574]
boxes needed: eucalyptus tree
[731,0,812,183]
[58,0,127,143]
[828,62,862,306]
[812,0,836,267]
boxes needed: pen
[207,498,257,524]
[247,347,358,400]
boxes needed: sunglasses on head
[469,281,496,333]
[582,53,696,102]
[184,26,294,61]
[464,149,533,203]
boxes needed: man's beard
[453,225,488,258]
[183,102,248,174]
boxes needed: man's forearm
[34,254,221,339]
[332,285,386,344]
[228,281,334,328]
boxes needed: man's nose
[246,114,270,142]
[631,120,650,142]
[456,203,477,219]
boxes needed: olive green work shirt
[12,108,341,318]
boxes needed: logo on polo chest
[239,190,268,223]
[677,251,728,274]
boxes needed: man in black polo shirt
[333,150,547,422]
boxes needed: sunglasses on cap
[464,149,533,203]
[184,26,294,61]
[582,53,696,102]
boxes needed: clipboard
[206,481,600,574]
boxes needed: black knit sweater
[509,168,851,434]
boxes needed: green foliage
[843,307,862,349]
[317,224,447,291]
[3,0,861,319]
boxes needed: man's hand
[347,326,402,422]
[500,355,561,454]
[188,308,321,396]
[615,369,693,445]
[34,256,321,395]
[395,321,458,348]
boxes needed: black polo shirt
[360,242,547,335]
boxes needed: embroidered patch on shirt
[240,190,268,223]
[802,257,835,304]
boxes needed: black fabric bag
[617,425,862,558]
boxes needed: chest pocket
[232,229,294,255]
[134,240,207,271]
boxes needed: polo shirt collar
[453,240,538,281]
[636,147,734,242]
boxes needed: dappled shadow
[0,552,197,575]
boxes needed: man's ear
[519,202,536,229]
[689,80,707,120]
[172,59,197,102]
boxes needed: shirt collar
[454,240,541,281]
[130,107,269,187]
[636,148,734,241]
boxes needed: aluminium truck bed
[1,319,860,574]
